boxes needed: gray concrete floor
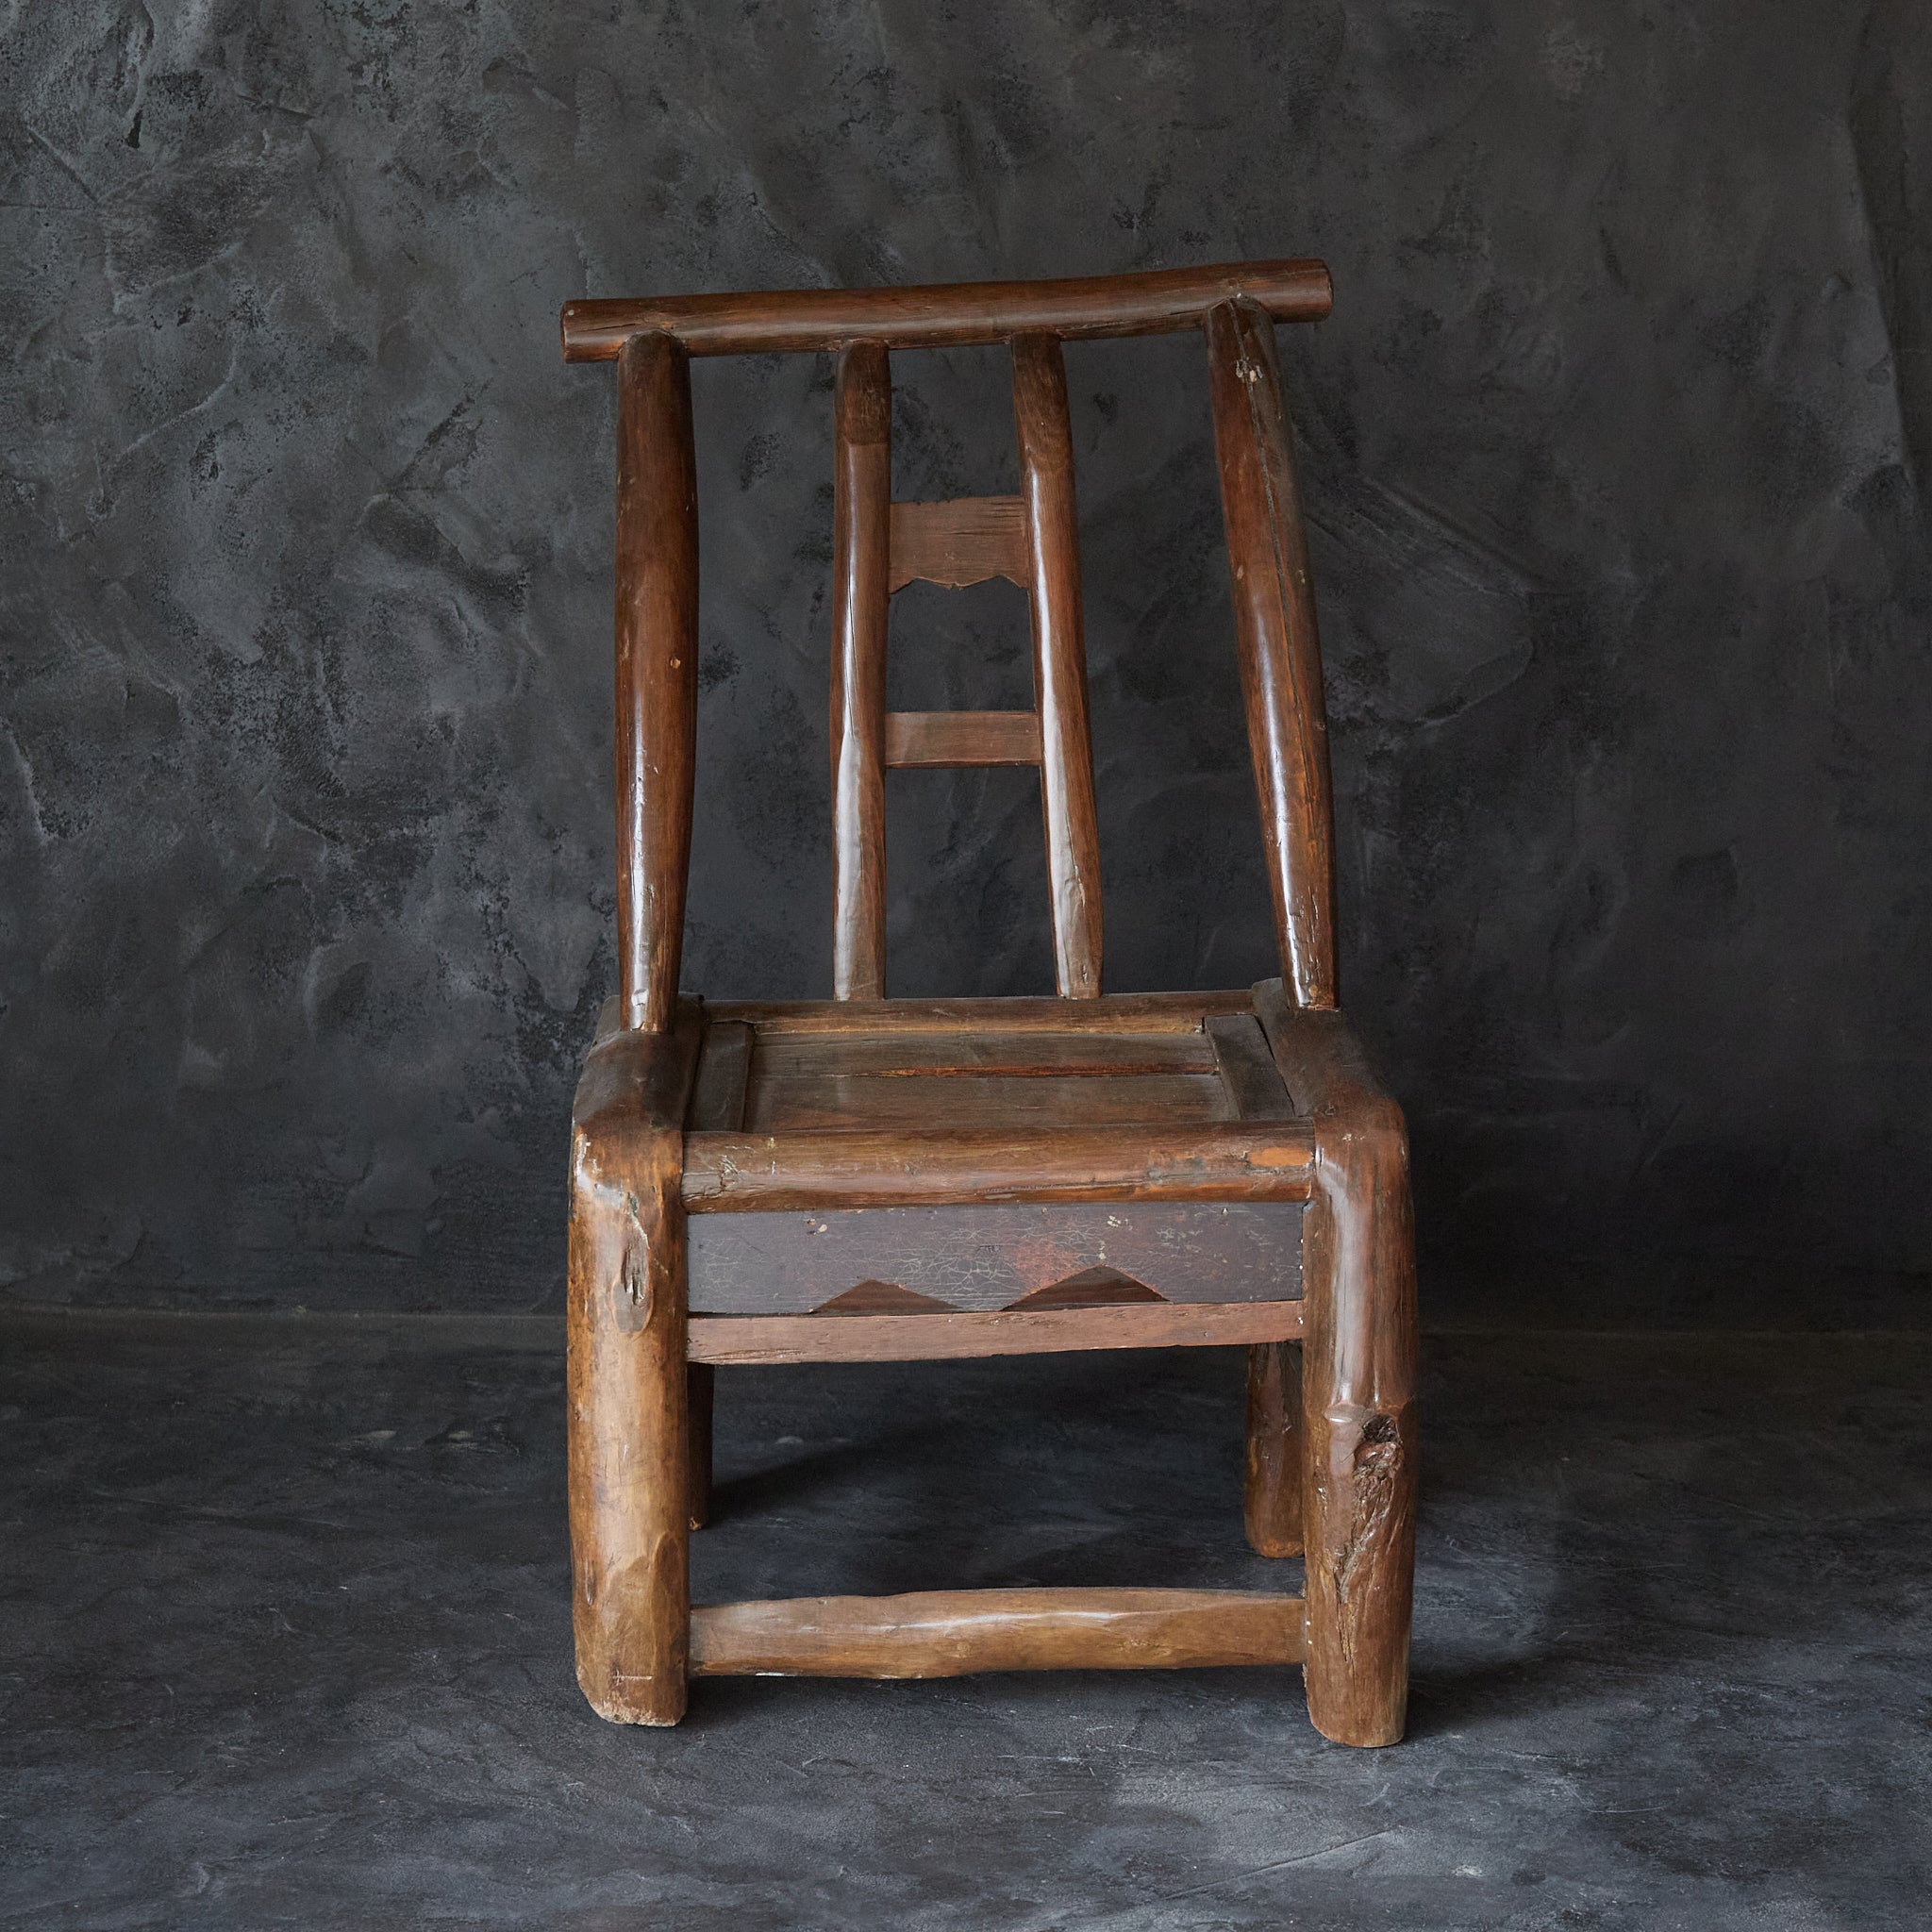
[2,1312,1927,1929]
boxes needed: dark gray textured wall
[3,3,1927,1319]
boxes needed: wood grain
[691,1588,1306,1676]
[745,1027,1223,1076]
[682,1122,1315,1212]
[1207,1014,1296,1121]
[613,333,698,1033]
[811,1279,955,1314]
[1216,1009,1307,1563]
[567,1002,704,1724]
[708,990,1260,1035]
[690,1298,1303,1363]
[686,1021,753,1132]
[1253,977,1417,1746]
[1206,299,1338,1011]
[686,1361,713,1532]
[831,341,892,1001]
[884,710,1041,768]
[561,258,1333,359]
[1012,332,1105,999]
[889,497,1027,591]
[744,1069,1234,1133]
[685,1199,1305,1314]
[1002,1270,1163,1308]
[1244,1339,1305,1558]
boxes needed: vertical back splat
[1012,334,1104,997]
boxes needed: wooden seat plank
[749,1027,1222,1077]
[708,990,1259,1035]
[745,1071,1235,1132]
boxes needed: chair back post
[614,330,700,1032]
[1205,297,1339,1011]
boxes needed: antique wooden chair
[558,260,1417,1744]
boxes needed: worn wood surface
[1215,1009,1307,1563]
[682,1121,1314,1212]
[747,1027,1222,1076]
[1207,1014,1297,1121]
[612,333,698,1033]
[567,1002,704,1724]
[691,1588,1307,1675]
[686,1020,753,1132]
[561,258,1333,359]
[1244,1339,1305,1558]
[1006,1270,1163,1308]
[686,1200,1304,1314]
[1254,977,1417,1746]
[686,1361,713,1532]
[888,496,1027,591]
[708,990,1259,1034]
[746,1069,1233,1132]
[691,1298,1303,1363]
[737,1021,1239,1130]
[1012,332,1104,998]
[884,710,1041,768]
[831,341,892,1001]
[1207,300,1338,1011]
[810,1279,955,1314]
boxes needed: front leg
[567,1010,702,1725]
[1298,1111,1417,1747]
[1254,986,1419,1747]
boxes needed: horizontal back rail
[562,258,1332,360]
[890,497,1026,591]
[885,710,1041,767]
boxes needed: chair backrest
[561,259,1340,1027]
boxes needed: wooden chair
[558,260,1417,1744]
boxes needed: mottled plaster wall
[2,3,1926,1317]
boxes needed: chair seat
[595,990,1314,1346]
[699,989,1291,1132]
[732,1019,1234,1130]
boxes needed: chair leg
[687,1362,714,1531]
[1299,1109,1418,1747]
[1243,1341,1305,1557]
[568,1150,691,1725]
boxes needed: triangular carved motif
[812,1279,958,1315]
[1002,1267,1167,1311]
